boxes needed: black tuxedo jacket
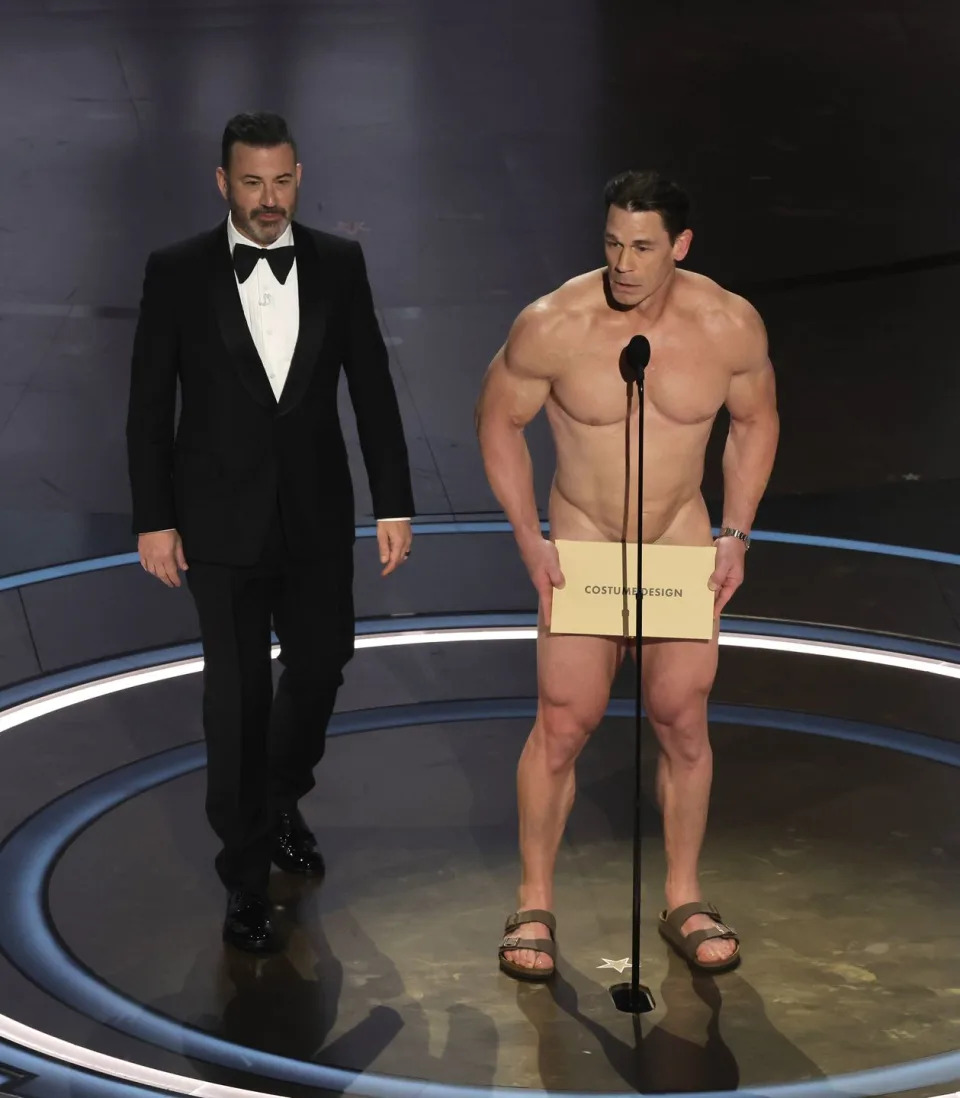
[126,221,414,566]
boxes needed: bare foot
[500,916,555,975]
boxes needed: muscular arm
[475,308,553,552]
[721,302,779,534]
[707,300,778,614]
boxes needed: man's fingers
[175,544,188,571]
[381,532,410,577]
[536,578,555,626]
[145,556,180,588]
[714,580,739,616]
[149,564,172,588]
[377,528,390,565]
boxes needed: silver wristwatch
[716,526,750,550]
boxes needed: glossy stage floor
[4,523,960,1098]
[4,0,960,1095]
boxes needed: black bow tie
[232,243,296,285]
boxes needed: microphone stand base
[610,981,657,1014]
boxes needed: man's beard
[230,194,297,245]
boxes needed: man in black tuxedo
[127,112,414,952]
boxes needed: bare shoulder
[677,271,768,369]
[505,271,599,378]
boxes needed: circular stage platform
[2,588,960,1098]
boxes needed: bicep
[726,357,776,422]
[725,309,777,423]
[477,319,553,430]
[478,350,551,431]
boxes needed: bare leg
[502,620,623,973]
[640,629,735,965]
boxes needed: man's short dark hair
[603,170,690,241]
[221,112,297,171]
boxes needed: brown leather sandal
[498,909,557,982]
[658,901,741,973]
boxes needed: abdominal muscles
[547,400,715,544]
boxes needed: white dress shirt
[227,215,299,402]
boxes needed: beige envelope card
[550,540,716,640]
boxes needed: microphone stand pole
[610,361,656,1016]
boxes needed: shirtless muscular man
[476,170,778,978]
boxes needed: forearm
[721,410,779,531]
[478,419,542,550]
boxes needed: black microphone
[620,334,651,385]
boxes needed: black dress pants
[186,512,354,896]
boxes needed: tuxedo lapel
[209,224,278,410]
[277,222,329,416]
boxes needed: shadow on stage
[519,949,839,1095]
[149,878,499,1097]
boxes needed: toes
[505,949,538,969]
[504,949,552,971]
[696,940,736,965]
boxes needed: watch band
[717,526,751,549]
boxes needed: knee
[646,694,711,768]
[533,703,602,773]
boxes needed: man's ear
[672,228,693,263]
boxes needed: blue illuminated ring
[1,521,958,591]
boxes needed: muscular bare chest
[549,324,728,429]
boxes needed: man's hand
[138,530,188,588]
[520,537,565,626]
[708,536,746,616]
[377,519,413,576]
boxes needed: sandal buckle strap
[504,909,557,935]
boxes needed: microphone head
[620,334,651,384]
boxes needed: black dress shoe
[223,891,280,953]
[272,809,326,877]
